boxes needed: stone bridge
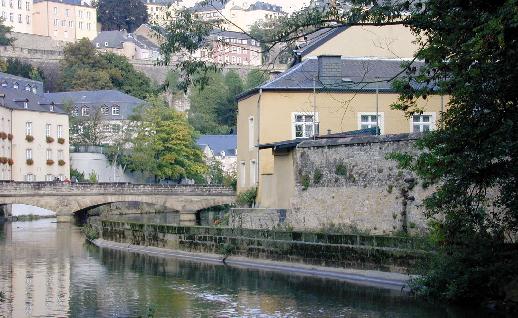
[0,182,235,225]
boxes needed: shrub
[301,174,311,190]
[313,169,323,184]
[236,187,257,207]
[25,135,34,142]
[26,159,33,165]
[58,159,66,166]
[81,224,100,240]
[7,159,13,166]
[46,136,54,143]
[335,163,348,176]
[57,137,65,144]
[7,133,13,141]
[46,159,54,166]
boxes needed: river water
[0,219,492,318]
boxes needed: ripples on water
[0,219,490,318]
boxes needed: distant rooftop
[197,134,237,156]
[93,30,159,51]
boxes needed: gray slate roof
[294,26,349,58]
[0,87,67,114]
[93,31,160,51]
[192,0,227,12]
[0,72,44,96]
[237,56,419,100]
[197,135,237,156]
[45,90,146,120]
[34,0,93,7]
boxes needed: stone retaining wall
[228,208,286,229]
[290,133,432,235]
[99,220,431,273]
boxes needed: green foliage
[301,174,310,190]
[127,96,207,182]
[70,168,85,182]
[313,169,323,184]
[1,58,45,82]
[96,0,148,32]
[61,39,155,99]
[335,163,347,176]
[245,69,269,90]
[219,242,237,257]
[0,18,13,46]
[236,187,257,207]
[82,224,99,240]
[88,170,98,183]
[188,70,245,134]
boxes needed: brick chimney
[318,55,342,86]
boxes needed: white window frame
[357,112,385,135]
[410,112,436,133]
[292,112,319,139]
[57,125,63,138]
[46,149,52,160]
[57,150,64,160]
[25,174,35,182]
[25,148,32,160]
[248,116,254,149]
[45,174,53,182]
[81,106,89,116]
[25,121,32,135]
[111,106,120,116]
[45,123,51,137]
[249,160,257,186]
[239,161,246,187]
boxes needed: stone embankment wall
[99,220,431,273]
[290,134,432,235]
[228,208,286,229]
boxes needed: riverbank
[92,238,412,290]
[0,214,56,223]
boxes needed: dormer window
[71,107,79,117]
[50,104,54,112]
[81,106,90,117]
[23,101,28,109]
[25,85,31,91]
[32,87,37,94]
[13,82,18,89]
[104,42,108,47]
[96,42,100,48]
[1,81,6,87]
[112,106,120,116]
[101,105,109,115]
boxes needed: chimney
[318,55,342,86]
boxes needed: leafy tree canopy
[0,18,13,46]
[61,39,155,99]
[96,0,148,32]
[1,58,45,81]
[127,96,207,182]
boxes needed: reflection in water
[0,219,489,317]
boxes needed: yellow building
[0,0,33,34]
[32,0,97,42]
[0,72,70,181]
[236,26,446,207]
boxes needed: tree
[96,0,148,32]
[61,39,155,99]
[127,96,207,182]
[244,69,269,90]
[0,18,13,46]
[66,103,108,146]
[2,58,45,81]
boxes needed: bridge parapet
[0,182,235,196]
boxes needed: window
[86,11,91,19]
[248,116,254,149]
[13,82,18,89]
[79,21,83,29]
[46,149,52,160]
[239,161,246,187]
[25,1,29,11]
[100,105,109,115]
[25,15,29,24]
[61,20,65,27]
[65,9,69,17]
[95,42,100,48]
[50,104,54,112]
[25,148,32,160]
[45,124,51,137]
[358,112,384,134]
[23,101,28,109]
[249,160,257,185]
[68,20,73,28]
[292,113,318,138]
[17,13,21,23]
[25,122,32,135]
[57,150,64,160]
[81,106,89,116]
[16,0,19,9]
[53,7,57,15]
[111,106,120,116]
[411,113,436,132]
[53,18,58,26]
[102,124,111,133]
[45,174,53,182]
[71,107,79,117]
[25,174,35,182]
[78,10,83,18]
[64,30,68,38]
[58,174,64,181]
[87,23,91,30]
[57,125,63,138]
[111,124,120,133]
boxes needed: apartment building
[0,72,70,181]
[92,30,161,61]
[195,30,262,66]
[32,0,97,42]
[0,0,33,34]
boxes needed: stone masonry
[289,133,433,235]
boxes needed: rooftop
[237,56,420,100]
[0,87,66,114]
[197,134,237,156]
[93,30,160,51]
